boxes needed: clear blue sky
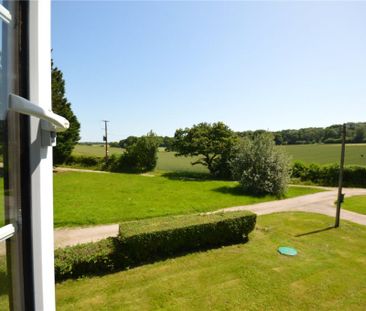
[52,1,366,142]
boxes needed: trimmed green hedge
[54,238,117,280]
[64,155,103,168]
[54,211,256,281]
[292,161,366,187]
[118,212,256,265]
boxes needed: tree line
[237,122,366,145]
[114,122,291,196]
[113,122,366,150]
[115,136,174,150]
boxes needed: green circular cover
[278,246,298,256]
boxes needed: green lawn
[342,195,366,215]
[55,212,366,310]
[53,172,322,227]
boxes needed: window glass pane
[0,13,5,227]
[0,19,7,120]
[0,12,9,311]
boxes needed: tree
[123,131,159,172]
[119,136,138,149]
[52,61,80,164]
[354,127,365,143]
[108,131,159,173]
[109,141,120,148]
[230,132,291,196]
[172,122,236,177]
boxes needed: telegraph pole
[103,120,109,160]
[335,123,346,228]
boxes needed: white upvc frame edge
[28,1,56,310]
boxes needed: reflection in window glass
[0,19,6,120]
[0,13,4,226]
[0,130,7,311]
[0,15,10,311]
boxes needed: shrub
[109,142,120,148]
[64,155,103,168]
[291,161,366,187]
[324,138,342,144]
[54,211,256,281]
[105,131,159,173]
[101,154,121,171]
[291,161,308,180]
[230,133,291,196]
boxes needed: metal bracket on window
[0,224,15,242]
[0,5,12,24]
[9,94,70,146]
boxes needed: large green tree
[172,122,236,178]
[52,62,80,164]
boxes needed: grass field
[73,144,123,157]
[72,143,366,174]
[53,172,322,227]
[55,212,366,310]
[155,150,208,172]
[342,195,366,215]
[279,144,366,165]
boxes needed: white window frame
[28,1,56,310]
[1,1,59,310]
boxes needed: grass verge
[55,212,366,310]
[342,195,366,215]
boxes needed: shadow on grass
[161,171,213,182]
[295,226,335,237]
[55,235,250,283]
[212,186,269,198]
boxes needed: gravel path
[0,224,120,255]
[54,167,108,174]
[214,187,366,225]
[54,224,119,248]
[1,187,366,256]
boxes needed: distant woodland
[85,122,366,147]
[237,122,366,145]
